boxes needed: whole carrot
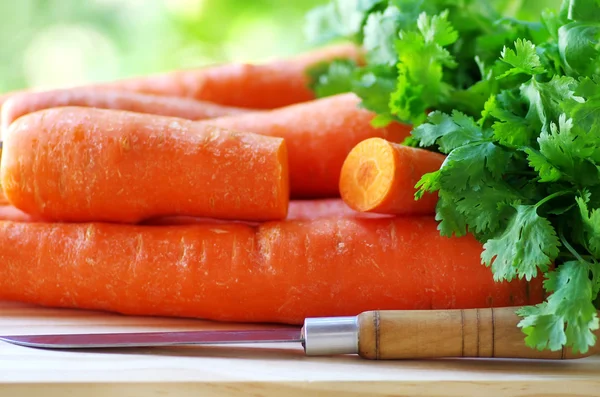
[1,88,247,136]
[203,93,412,198]
[0,216,544,324]
[1,107,289,223]
[340,138,445,215]
[93,43,364,109]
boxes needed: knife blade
[1,307,598,359]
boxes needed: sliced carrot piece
[340,138,445,215]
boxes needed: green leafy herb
[304,0,600,354]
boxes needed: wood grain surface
[1,301,599,397]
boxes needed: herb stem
[535,190,572,209]
[557,252,596,261]
[559,232,588,264]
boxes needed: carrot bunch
[0,44,545,325]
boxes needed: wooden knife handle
[357,307,599,360]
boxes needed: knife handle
[357,307,598,360]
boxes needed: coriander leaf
[557,21,600,77]
[412,110,491,153]
[454,181,521,238]
[576,195,600,257]
[519,260,599,354]
[541,8,562,40]
[520,75,578,133]
[438,142,511,189]
[562,77,600,162]
[498,38,546,78]
[414,169,441,199]
[357,0,384,11]
[488,90,538,148]
[481,204,560,281]
[311,59,357,98]
[363,6,402,65]
[517,304,568,351]
[352,64,398,123]
[524,147,562,182]
[537,113,600,185]
[562,0,600,23]
[304,0,374,45]
[417,8,459,46]
[479,94,497,127]
[434,189,468,237]
[389,10,458,124]
[487,88,538,149]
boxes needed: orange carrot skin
[340,138,446,215]
[0,217,544,324]
[0,88,247,136]
[1,107,289,223]
[94,43,365,109]
[204,93,413,198]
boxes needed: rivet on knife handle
[303,307,599,359]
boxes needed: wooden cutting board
[1,301,599,397]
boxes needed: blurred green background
[0,0,562,95]
[0,0,324,94]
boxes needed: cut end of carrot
[339,138,396,212]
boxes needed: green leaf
[498,38,546,78]
[352,64,398,122]
[481,204,560,281]
[412,110,491,153]
[520,75,578,134]
[415,169,441,199]
[434,189,468,238]
[562,0,600,23]
[416,9,458,46]
[438,142,511,189]
[517,304,568,351]
[576,195,600,257]
[304,0,373,45]
[557,21,600,77]
[537,113,600,186]
[454,181,521,238]
[311,59,357,98]
[363,6,401,66]
[524,148,562,182]
[518,261,599,354]
[488,90,538,148]
[389,10,458,124]
[562,77,600,163]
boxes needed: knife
[1,307,597,359]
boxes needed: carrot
[203,93,412,198]
[340,138,445,214]
[1,107,289,223]
[0,216,544,324]
[91,43,364,109]
[0,88,247,137]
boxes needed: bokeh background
[0,0,561,95]
[0,0,324,94]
